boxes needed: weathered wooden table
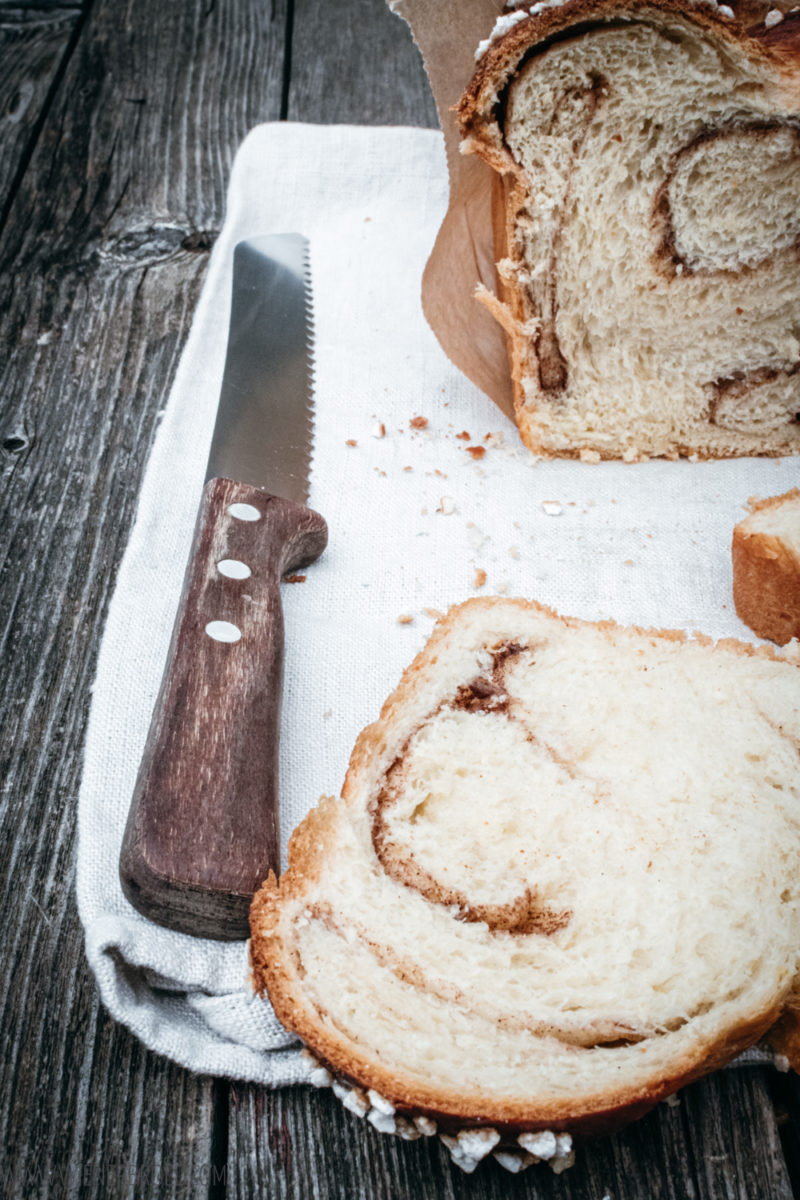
[1,1,798,1195]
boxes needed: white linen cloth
[77,122,797,1084]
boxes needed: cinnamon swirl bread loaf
[251,599,800,1150]
[733,486,800,642]
[458,1,800,460]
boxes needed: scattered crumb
[765,7,783,25]
[438,496,455,515]
[403,466,413,472]
[397,614,414,625]
[623,559,634,567]
[496,579,511,595]
[410,416,428,430]
[372,422,386,438]
[467,446,486,460]
[467,523,486,551]
[508,545,520,560]
[484,432,504,447]
[579,449,601,463]
[456,430,470,440]
[541,500,563,516]
[473,568,487,589]
[284,574,306,583]
[434,469,447,478]
[424,607,444,620]
[322,709,333,720]
[664,1093,681,1108]
[345,439,357,447]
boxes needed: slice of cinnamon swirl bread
[251,598,800,1145]
[733,486,800,643]
[458,0,800,460]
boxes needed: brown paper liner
[389,0,514,418]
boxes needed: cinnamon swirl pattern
[458,0,800,460]
[251,599,800,1143]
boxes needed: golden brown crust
[459,0,800,139]
[251,597,799,1133]
[732,488,800,644]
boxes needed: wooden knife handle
[119,477,328,940]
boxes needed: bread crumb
[410,416,428,430]
[345,439,357,447]
[765,8,783,25]
[542,500,562,516]
[467,445,486,460]
[579,449,601,463]
[438,496,455,515]
[397,614,414,625]
[403,466,413,472]
[284,573,307,583]
[623,559,634,567]
[424,607,444,620]
[509,545,520,560]
[456,430,470,440]
[473,568,487,589]
[371,422,386,438]
[467,523,486,551]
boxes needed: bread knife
[120,233,327,941]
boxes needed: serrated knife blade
[206,235,314,501]
[119,233,328,941]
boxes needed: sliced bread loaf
[458,0,800,460]
[251,598,800,1146]
[733,486,800,643]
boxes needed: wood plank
[771,1068,800,1195]
[227,1070,792,1199]
[0,0,288,1195]
[0,6,79,213]
[289,0,438,128]
[680,1068,793,1200]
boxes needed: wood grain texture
[289,0,439,128]
[0,0,287,1194]
[0,5,79,214]
[121,480,327,939]
[226,1069,793,1199]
